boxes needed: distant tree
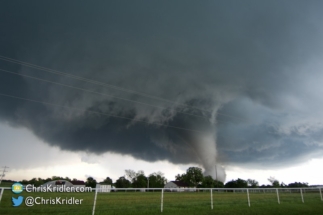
[37,178,44,186]
[260,184,272,188]
[125,169,137,182]
[102,177,113,185]
[64,177,71,181]
[288,182,308,187]
[124,170,149,187]
[247,179,259,188]
[175,167,204,187]
[236,178,248,188]
[175,174,186,181]
[214,180,225,188]
[21,180,28,185]
[273,181,280,187]
[85,177,97,188]
[185,167,204,187]
[148,172,167,188]
[52,176,63,180]
[132,174,147,188]
[115,176,131,188]
[225,178,248,188]
[28,178,39,187]
[137,170,145,176]
[202,176,215,188]
[281,182,287,187]
[268,177,280,187]
[29,178,37,185]
[224,180,235,188]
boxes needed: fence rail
[1,186,322,191]
[0,186,322,214]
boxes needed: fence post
[161,188,164,212]
[320,188,323,201]
[210,189,213,209]
[276,188,280,204]
[0,188,4,204]
[247,189,250,207]
[300,189,304,203]
[92,188,98,215]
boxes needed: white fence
[0,187,322,214]
[89,187,322,214]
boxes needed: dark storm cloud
[1,0,323,172]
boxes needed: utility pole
[0,166,9,185]
[147,173,153,189]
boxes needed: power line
[0,68,210,120]
[0,92,207,134]
[0,55,247,122]
[0,56,208,112]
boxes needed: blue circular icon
[12,182,23,194]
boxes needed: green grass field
[0,189,322,215]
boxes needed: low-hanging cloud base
[1,1,323,179]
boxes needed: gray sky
[0,1,323,184]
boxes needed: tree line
[87,170,168,188]
[224,177,309,188]
[13,167,309,188]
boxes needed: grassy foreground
[0,189,322,215]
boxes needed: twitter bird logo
[12,196,24,207]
